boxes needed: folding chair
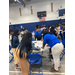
[60,49,65,61]
[32,38,35,41]
[28,53,43,75]
[9,45,14,63]
[60,39,65,61]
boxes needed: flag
[39,17,45,21]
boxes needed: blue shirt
[60,26,62,30]
[63,29,65,31]
[62,39,65,47]
[35,30,42,36]
[43,34,60,48]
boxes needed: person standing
[15,32,40,75]
[9,28,14,46]
[11,29,21,69]
[35,26,42,40]
[41,30,64,72]
[47,25,51,32]
[21,27,28,38]
[50,26,59,36]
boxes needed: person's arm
[31,43,40,50]
[42,43,46,49]
[13,36,19,47]
[17,42,21,49]
[9,35,12,41]
[54,30,58,34]
[36,29,40,32]
[35,31,38,40]
[55,31,58,34]
[42,35,47,49]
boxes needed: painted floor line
[9,71,65,74]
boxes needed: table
[32,41,50,53]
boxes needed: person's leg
[50,48,53,59]
[12,48,20,69]
[49,48,53,61]
[17,50,30,75]
[51,43,63,71]
[52,49,60,71]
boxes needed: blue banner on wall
[59,9,65,16]
[9,19,65,32]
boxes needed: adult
[35,27,42,40]
[42,30,64,71]
[58,23,62,30]
[15,32,40,75]
[9,28,14,46]
[62,23,65,40]
[58,23,63,40]
[41,25,46,31]
[35,24,39,29]
[21,27,28,38]
[11,29,20,69]
[50,26,59,36]
[47,25,51,32]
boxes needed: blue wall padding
[59,9,65,16]
[9,19,65,32]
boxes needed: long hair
[19,32,32,58]
[13,29,20,36]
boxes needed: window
[51,3,53,12]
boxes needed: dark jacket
[12,36,19,48]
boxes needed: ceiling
[9,0,31,5]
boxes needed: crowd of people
[9,22,65,75]
[34,23,65,41]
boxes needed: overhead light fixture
[16,0,23,5]
[14,0,17,1]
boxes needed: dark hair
[62,23,65,26]
[36,25,39,28]
[55,23,58,25]
[59,22,62,25]
[42,29,53,38]
[9,28,13,34]
[48,25,51,28]
[50,26,55,32]
[19,32,32,58]
[55,23,59,27]
[14,29,20,36]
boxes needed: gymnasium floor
[9,50,65,75]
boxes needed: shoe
[15,66,21,69]
[58,67,61,68]
[51,67,58,72]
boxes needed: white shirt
[41,27,46,31]
[9,34,12,46]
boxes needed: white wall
[9,0,65,24]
